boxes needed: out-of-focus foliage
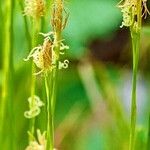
[64,0,121,58]
[0,0,150,150]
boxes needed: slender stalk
[23,0,43,143]
[29,19,41,137]
[45,0,67,149]
[18,0,32,50]
[30,62,36,135]
[129,30,140,150]
[51,0,65,116]
[45,74,54,150]
[1,0,14,149]
[0,0,3,59]
[147,113,150,150]
[9,0,15,148]
[48,11,62,150]
[129,1,142,149]
[51,32,61,115]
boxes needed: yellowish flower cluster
[51,0,69,31]
[24,0,45,18]
[118,0,149,28]
[24,32,69,75]
[118,0,137,28]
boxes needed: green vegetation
[0,0,150,150]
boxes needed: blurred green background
[0,0,150,149]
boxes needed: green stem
[29,19,41,139]
[51,64,59,115]
[46,1,64,149]
[147,113,150,150]
[129,0,142,150]
[46,32,61,150]
[129,1,142,149]
[129,31,140,150]
[0,0,3,62]
[18,0,32,50]
[51,30,61,114]
[30,62,36,136]
[45,74,54,150]
[45,26,62,150]
[1,0,14,149]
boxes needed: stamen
[142,0,150,19]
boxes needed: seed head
[24,32,69,75]
[24,0,45,18]
[118,0,137,28]
[118,0,149,28]
[51,0,69,31]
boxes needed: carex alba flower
[24,0,45,18]
[24,32,69,75]
[24,95,44,118]
[118,0,150,28]
[51,0,69,32]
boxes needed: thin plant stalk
[29,19,41,137]
[51,0,63,115]
[0,0,3,56]
[18,0,32,50]
[129,1,142,149]
[23,0,44,142]
[147,113,150,150]
[129,30,140,150]
[45,74,54,150]
[1,0,14,149]
[30,62,36,135]
[51,35,60,115]
[47,0,64,149]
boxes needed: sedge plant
[23,0,45,144]
[24,0,69,149]
[118,0,150,149]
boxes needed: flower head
[24,0,45,18]
[51,0,69,31]
[118,0,137,28]
[118,0,149,28]
[24,32,69,75]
